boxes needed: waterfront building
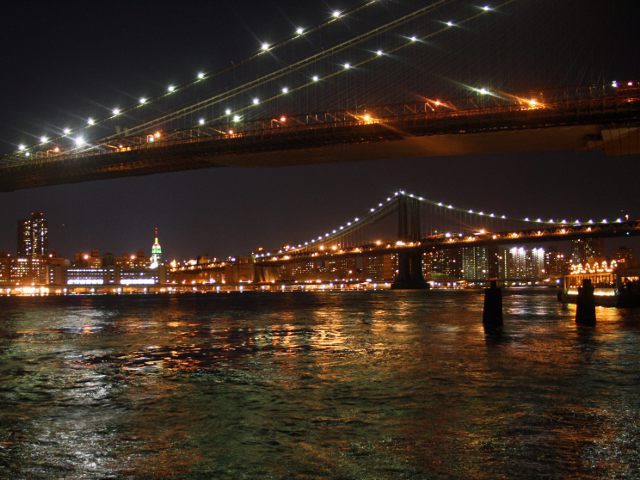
[10,257,48,285]
[66,267,118,286]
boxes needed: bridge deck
[2,95,639,192]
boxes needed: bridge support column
[576,279,596,325]
[253,265,281,284]
[392,250,430,290]
[483,281,503,328]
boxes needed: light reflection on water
[0,290,639,479]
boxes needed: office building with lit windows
[17,212,48,258]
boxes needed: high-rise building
[499,246,546,282]
[17,212,48,258]
[0,252,11,285]
[545,248,568,277]
[424,248,461,281]
[612,246,634,266]
[530,247,546,280]
[461,247,489,281]
[150,227,163,269]
[570,238,604,265]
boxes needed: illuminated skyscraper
[461,247,489,281]
[570,238,603,264]
[17,212,48,258]
[150,227,163,269]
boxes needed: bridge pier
[253,264,280,284]
[576,279,596,325]
[392,250,430,290]
[483,281,503,329]
[392,196,429,290]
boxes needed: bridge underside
[1,117,638,192]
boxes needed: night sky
[0,0,638,259]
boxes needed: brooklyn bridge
[1,0,638,191]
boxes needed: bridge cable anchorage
[86,0,464,146]
[8,0,384,156]
[259,190,629,261]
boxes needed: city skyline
[2,153,640,259]
[2,175,639,262]
[2,202,638,293]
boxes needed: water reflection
[0,291,639,478]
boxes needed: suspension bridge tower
[392,195,429,290]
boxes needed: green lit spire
[150,226,162,269]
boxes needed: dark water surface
[1,290,639,479]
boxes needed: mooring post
[483,280,503,328]
[576,279,596,325]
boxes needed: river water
[0,290,639,479]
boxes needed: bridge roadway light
[260,42,270,52]
[63,128,71,135]
[446,21,454,27]
[74,136,86,147]
[40,136,48,144]
[376,49,384,56]
[139,97,148,105]
[332,10,342,18]
[199,118,205,125]
[281,86,289,94]
[112,108,121,116]
[343,63,351,70]
[197,72,205,80]
[296,27,304,35]
[253,97,260,105]
[233,115,241,122]
[409,36,417,42]
[481,5,492,11]
[167,85,176,93]
[87,117,95,126]
[312,75,320,82]
[18,144,25,151]
[225,108,232,115]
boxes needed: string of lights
[11,0,386,155]
[14,1,513,160]
[222,1,511,130]
[90,0,457,145]
[264,189,629,256]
